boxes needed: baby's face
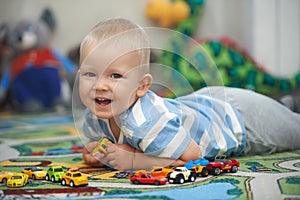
[79,44,144,120]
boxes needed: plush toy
[0,8,77,112]
[145,0,300,97]
[0,24,12,79]
[145,0,190,28]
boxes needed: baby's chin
[93,110,120,120]
[93,112,113,119]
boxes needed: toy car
[112,171,132,179]
[0,171,14,184]
[92,137,112,155]
[21,167,47,180]
[184,158,209,177]
[61,169,88,187]
[185,158,209,169]
[191,165,209,177]
[6,172,29,187]
[168,167,197,184]
[150,166,175,178]
[130,172,167,185]
[45,166,65,182]
[206,155,240,175]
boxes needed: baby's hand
[82,141,107,167]
[106,144,135,171]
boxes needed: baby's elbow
[180,140,202,162]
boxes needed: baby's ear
[137,73,152,97]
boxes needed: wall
[0,0,153,55]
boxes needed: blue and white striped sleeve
[122,92,192,160]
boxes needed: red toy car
[130,172,167,185]
[206,155,240,175]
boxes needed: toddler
[78,18,300,170]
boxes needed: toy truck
[191,165,209,177]
[168,167,197,184]
[206,155,240,175]
[184,158,209,177]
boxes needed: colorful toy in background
[0,24,11,78]
[0,8,77,112]
[145,0,190,28]
[145,0,300,97]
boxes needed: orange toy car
[150,166,175,178]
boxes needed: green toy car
[45,166,65,182]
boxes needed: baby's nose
[94,77,109,90]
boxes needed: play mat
[0,112,299,200]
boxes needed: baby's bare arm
[179,140,202,162]
[105,141,202,171]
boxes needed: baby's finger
[92,151,105,160]
[106,143,116,153]
[85,141,99,152]
[83,152,100,164]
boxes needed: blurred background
[1,0,299,76]
[0,0,299,113]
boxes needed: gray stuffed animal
[0,8,77,112]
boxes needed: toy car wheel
[175,175,185,184]
[231,165,238,173]
[154,180,160,185]
[45,174,49,181]
[61,179,66,186]
[70,181,75,187]
[2,178,7,183]
[201,168,209,177]
[51,176,55,182]
[188,172,196,182]
[133,180,140,184]
[32,175,36,180]
[213,167,221,175]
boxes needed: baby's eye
[83,72,96,77]
[111,73,122,79]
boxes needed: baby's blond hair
[80,18,150,72]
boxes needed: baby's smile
[95,97,112,106]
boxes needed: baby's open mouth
[95,98,112,106]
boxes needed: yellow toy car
[6,172,29,187]
[92,137,112,155]
[0,171,14,184]
[21,167,47,180]
[61,169,88,187]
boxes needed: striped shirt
[82,90,247,159]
